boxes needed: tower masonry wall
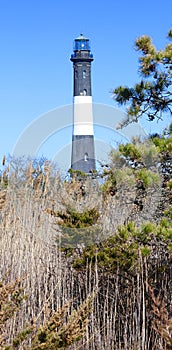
[71,135,95,173]
[73,61,92,96]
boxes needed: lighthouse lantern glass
[74,39,90,51]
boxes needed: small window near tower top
[84,153,88,161]
[83,89,87,96]
[83,70,86,79]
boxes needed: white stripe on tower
[73,96,94,135]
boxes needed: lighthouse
[70,34,96,173]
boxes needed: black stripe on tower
[71,135,95,173]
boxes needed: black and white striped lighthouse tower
[70,34,96,173]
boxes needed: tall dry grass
[0,160,171,349]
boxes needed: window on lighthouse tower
[75,70,78,79]
[84,153,88,161]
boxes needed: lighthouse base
[71,135,96,173]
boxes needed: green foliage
[11,298,94,349]
[54,207,100,249]
[100,168,117,195]
[58,226,101,250]
[29,293,94,350]
[168,242,172,251]
[119,141,160,167]
[55,207,99,229]
[140,246,150,257]
[73,222,140,272]
[73,220,172,272]
[156,224,172,242]
[113,28,172,126]
[12,327,33,348]
[151,135,172,153]
[100,165,135,195]
[164,206,172,220]
[119,143,141,161]
[135,168,160,188]
[100,138,161,196]
[68,168,87,179]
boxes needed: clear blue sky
[0,0,172,170]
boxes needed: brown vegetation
[0,146,171,349]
